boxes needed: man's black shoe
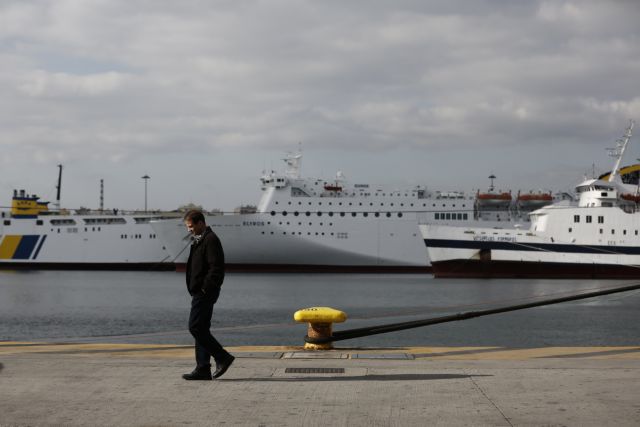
[213,355,235,379]
[182,368,212,381]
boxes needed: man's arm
[202,234,224,294]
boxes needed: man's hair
[183,209,206,224]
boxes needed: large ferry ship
[0,168,179,270]
[151,152,562,272]
[421,121,640,278]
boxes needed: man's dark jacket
[186,227,225,296]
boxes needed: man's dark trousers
[188,288,228,369]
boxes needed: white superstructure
[0,188,179,270]
[152,152,555,271]
[422,121,640,278]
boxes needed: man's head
[183,210,207,235]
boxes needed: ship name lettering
[472,235,516,242]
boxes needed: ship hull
[431,259,640,279]
[152,213,433,269]
[422,220,640,279]
[0,213,176,270]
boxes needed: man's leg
[189,291,230,366]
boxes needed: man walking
[182,210,234,380]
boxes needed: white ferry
[0,170,179,270]
[421,121,640,278]
[151,152,559,272]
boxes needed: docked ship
[0,168,179,270]
[151,152,561,272]
[421,121,640,278]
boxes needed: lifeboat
[324,184,343,192]
[475,190,512,210]
[475,174,512,210]
[516,191,553,211]
[620,193,640,203]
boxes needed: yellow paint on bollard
[294,307,347,350]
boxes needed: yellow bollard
[293,307,347,350]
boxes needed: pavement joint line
[2,342,640,360]
[468,369,514,427]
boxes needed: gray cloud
[0,0,639,210]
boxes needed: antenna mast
[607,120,635,183]
[54,164,63,210]
[100,179,104,211]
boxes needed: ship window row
[50,226,105,233]
[84,218,127,225]
[278,222,333,227]
[573,215,604,224]
[270,211,404,218]
[434,213,469,220]
[277,201,466,208]
[592,228,638,236]
[591,229,638,236]
[52,227,80,234]
[120,234,157,239]
[261,231,348,238]
[51,219,76,225]
[300,189,421,198]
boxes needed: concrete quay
[1,342,640,426]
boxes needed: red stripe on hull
[431,259,640,279]
[175,263,431,274]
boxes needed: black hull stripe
[424,238,640,255]
[0,262,431,274]
[176,263,431,274]
[431,259,640,279]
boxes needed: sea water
[1,270,639,347]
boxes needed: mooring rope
[305,282,640,344]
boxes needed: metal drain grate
[285,367,345,374]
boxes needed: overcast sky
[1,0,639,212]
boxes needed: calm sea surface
[1,271,639,347]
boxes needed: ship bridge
[575,179,618,208]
